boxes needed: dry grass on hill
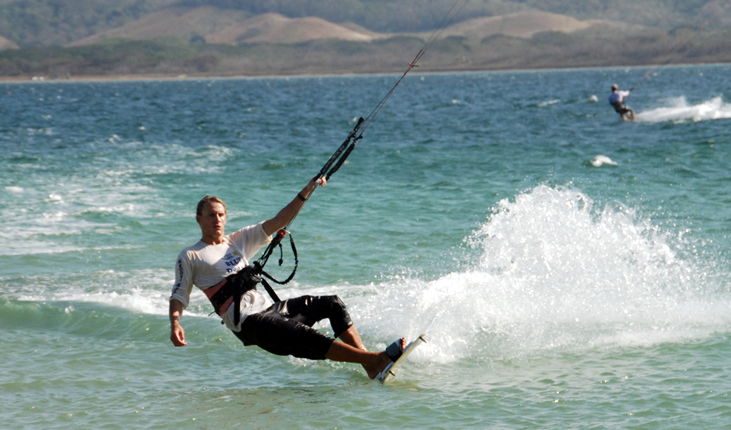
[435,11,624,40]
[205,13,379,44]
[0,35,18,50]
[68,7,250,46]
[66,7,627,48]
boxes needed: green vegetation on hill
[0,38,197,76]
[0,0,178,46]
[2,26,729,79]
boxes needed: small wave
[590,155,618,167]
[536,99,560,107]
[79,203,136,215]
[26,127,54,136]
[587,95,598,103]
[187,145,234,160]
[0,298,171,341]
[263,162,286,170]
[42,288,167,316]
[637,96,731,123]
[14,268,175,317]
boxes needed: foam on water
[637,96,731,123]
[536,99,560,107]
[589,155,617,167]
[353,185,729,364]
[15,268,175,317]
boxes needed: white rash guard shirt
[170,222,272,331]
[608,90,630,105]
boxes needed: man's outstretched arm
[262,176,326,236]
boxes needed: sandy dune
[66,7,623,47]
[206,13,379,44]
[0,35,19,50]
[435,11,612,40]
[68,7,250,46]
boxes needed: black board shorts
[611,101,631,115]
[233,295,353,360]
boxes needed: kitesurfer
[168,176,405,380]
[608,84,635,121]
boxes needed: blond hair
[196,195,226,216]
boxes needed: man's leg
[324,339,393,379]
[263,296,406,378]
[282,295,353,336]
[339,325,366,349]
[338,325,376,375]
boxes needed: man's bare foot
[367,337,407,380]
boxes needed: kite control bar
[319,116,365,181]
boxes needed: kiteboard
[377,334,426,384]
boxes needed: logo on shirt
[224,251,242,274]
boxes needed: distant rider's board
[377,334,426,384]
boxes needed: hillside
[67,7,251,47]
[2,0,730,48]
[68,8,625,47]
[69,9,385,47]
[0,36,18,50]
[429,11,627,40]
[0,1,730,79]
[204,13,380,45]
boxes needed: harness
[205,265,260,326]
[205,231,298,325]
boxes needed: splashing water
[637,96,731,123]
[362,186,728,363]
[590,155,617,167]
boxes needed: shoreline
[0,62,728,84]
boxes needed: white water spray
[637,96,731,123]
[361,185,729,363]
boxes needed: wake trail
[636,96,731,123]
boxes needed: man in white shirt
[608,84,635,121]
[169,176,404,380]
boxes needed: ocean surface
[1,63,730,429]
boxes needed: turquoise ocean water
[1,64,730,429]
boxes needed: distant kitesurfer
[169,176,405,380]
[608,84,635,121]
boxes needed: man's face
[197,202,226,241]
